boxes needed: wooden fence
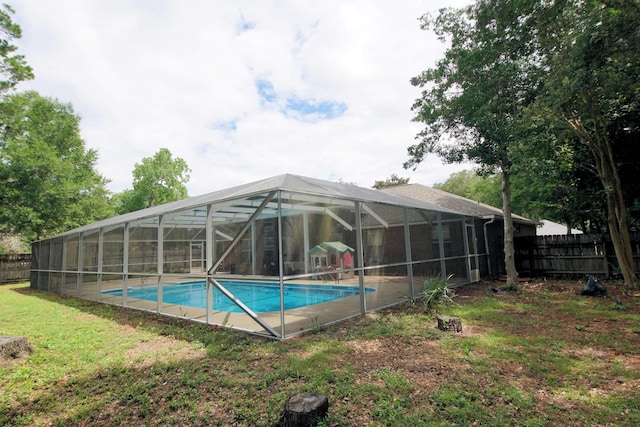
[515,232,640,279]
[0,254,31,284]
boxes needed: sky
[12,0,472,197]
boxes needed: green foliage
[0,233,29,254]
[434,170,502,209]
[0,91,114,240]
[423,274,457,314]
[538,0,640,283]
[408,1,547,287]
[115,148,190,213]
[372,173,410,189]
[0,4,34,95]
[407,1,544,173]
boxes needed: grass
[1,280,639,426]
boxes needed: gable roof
[381,184,538,226]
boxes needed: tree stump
[0,336,34,359]
[279,392,329,427]
[437,315,462,333]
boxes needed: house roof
[381,184,538,226]
[537,220,583,236]
[51,174,462,239]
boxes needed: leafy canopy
[434,170,502,209]
[372,174,410,189]
[0,91,114,240]
[116,148,191,214]
[0,3,33,95]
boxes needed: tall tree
[407,0,545,287]
[0,91,113,240]
[116,148,190,213]
[537,0,639,284]
[0,4,33,95]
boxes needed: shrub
[423,274,457,314]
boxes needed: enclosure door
[190,242,205,273]
[466,223,479,281]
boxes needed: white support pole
[61,236,67,294]
[77,233,84,298]
[97,228,104,299]
[157,215,164,314]
[355,202,366,313]
[123,223,130,307]
[403,209,415,298]
[206,204,213,323]
[303,212,309,274]
[436,212,446,277]
[463,219,472,282]
[277,191,286,338]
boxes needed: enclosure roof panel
[48,174,460,238]
[382,184,538,225]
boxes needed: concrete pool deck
[77,275,418,338]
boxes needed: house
[537,219,583,236]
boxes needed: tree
[116,148,190,213]
[407,0,545,287]
[0,91,113,240]
[0,4,33,95]
[372,174,410,189]
[433,170,502,209]
[537,0,639,284]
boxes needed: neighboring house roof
[309,241,355,254]
[382,184,539,226]
[537,220,583,236]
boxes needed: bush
[423,274,456,314]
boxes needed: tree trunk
[599,146,637,285]
[437,315,463,332]
[280,392,329,427]
[0,336,33,359]
[569,115,638,285]
[501,167,519,288]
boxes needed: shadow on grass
[9,284,268,348]
[1,347,283,426]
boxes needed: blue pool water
[102,280,373,313]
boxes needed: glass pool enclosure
[31,174,484,339]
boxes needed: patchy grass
[1,279,639,426]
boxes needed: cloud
[255,77,347,122]
[283,97,347,121]
[14,0,473,197]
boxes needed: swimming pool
[102,280,374,313]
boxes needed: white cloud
[13,0,473,196]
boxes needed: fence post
[601,236,610,279]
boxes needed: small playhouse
[308,241,355,280]
[30,174,485,339]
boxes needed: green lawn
[1,280,639,426]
